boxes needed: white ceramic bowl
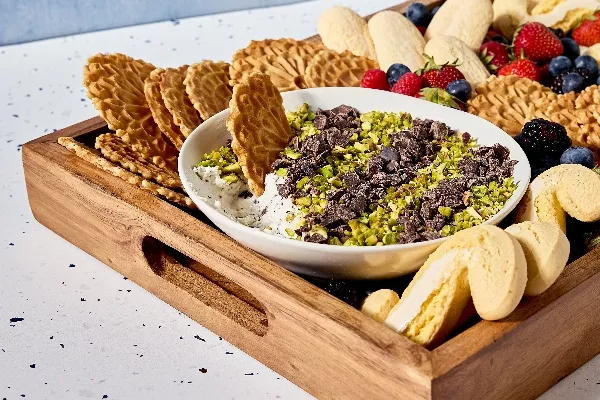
[179,87,530,279]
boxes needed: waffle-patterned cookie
[304,50,379,88]
[184,61,233,120]
[160,66,203,137]
[226,73,294,196]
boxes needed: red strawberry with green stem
[479,41,511,72]
[513,22,563,63]
[417,56,465,89]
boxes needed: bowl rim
[179,87,531,255]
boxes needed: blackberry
[519,119,572,160]
[573,67,597,86]
[549,68,596,93]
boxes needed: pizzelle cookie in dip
[194,101,520,246]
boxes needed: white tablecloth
[1,0,599,398]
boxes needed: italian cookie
[506,221,570,296]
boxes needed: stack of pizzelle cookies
[59,53,234,208]
[467,75,600,151]
[362,163,600,348]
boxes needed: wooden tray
[22,1,600,399]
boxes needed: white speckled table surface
[1,0,600,399]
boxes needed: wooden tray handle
[140,235,269,336]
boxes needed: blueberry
[561,38,580,60]
[560,147,595,168]
[431,6,441,16]
[562,72,585,93]
[531,167,548,180]
[406,3,431,26]
[574,55,599,75]
[491,35,510,45]
[446,79,471,102]
[597,75,600,86]
[386,63,411,86]
[548,56,572,77]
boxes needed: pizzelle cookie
[304,50,378,88]
[95,133,182,188]
[318,6,376,60]
[506,221,570,296]
[184,61,233,121]
[226,73,295,196]
[144,68,186,150]
[83,53,178,167]
[160,66,203,137]
[58,137,194,208]
[230,39,325,91]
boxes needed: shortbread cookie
[360,289,400,323]
[555,164,600,222]
[506,221,570,296]
[368,11,425,72]
[318,6,376,59]
[424,35,490,87]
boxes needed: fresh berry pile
[514,119,596,179]
[359,2,470,111]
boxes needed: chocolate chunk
[492,143,509,162]
[421,231,442,241]
[345,192,367,214]
[301,134,329,157]
[386,160,399,173]
[425,214,446,231]
[380,146,399,162]
[238,190,253,199]
[329,224,349,237]
[305,233,327,243]
[411,119,432,141]
[342,171,361,189]
[319,204,356,226]
[459,159,480,176]
[367,156,384,177]
[277,181,295,198]
[326,188,346,201]
[430,121,451,140]
[325,127,352,148]
[313,114,327,130]
[271,158,291,170]
[331,105,359,118]
[462,132,471,144]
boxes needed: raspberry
[391,72,423,97]
[360,69,390,91]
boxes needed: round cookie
[506,221,570,296]
[360,289,399,323]
[554,164,600,222]
[461,226,528,321]
[514,165,582,232]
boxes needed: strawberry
[498,59,542,82]
[513,22,563,63]
[391,72,423,97]
[417,56,465,89]
[417,26,427,36]
[479,41,511,72]
[360,69,390,91]
[572,16,600,47]
[486,28,503,41]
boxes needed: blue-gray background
[0,0,306,45]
